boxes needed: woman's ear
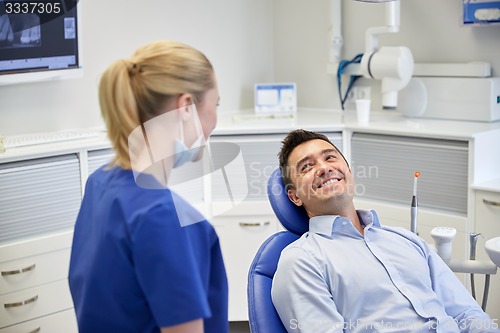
[287,188,303,207]
[176,93,193,121]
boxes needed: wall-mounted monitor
[0,0,82,85]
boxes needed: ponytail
[98,40,214,169]
[99,60,141,168]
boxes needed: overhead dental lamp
[356,0,414,109]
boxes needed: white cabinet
[474,190,500,321]
[0,231,76,331]
[0,145,116,331]
[0,279,74,328]
[0,154,80,331]
[0,309,77,333]
[212,204,279,321]
[0,248,71,295]
[208,134,283,321]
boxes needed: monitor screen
[254,82,297,115]
[0,0,81,85]
[463,0,500,25]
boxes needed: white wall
[273,0,500,110]
[0,0,275,136]
[273,0,338,110]
[2,0,500,136]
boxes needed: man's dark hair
[278,129,348,188]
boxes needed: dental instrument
[430,227,456,264]
[470,233,481,300]
[410,171,420,234]
[430,227,497,311]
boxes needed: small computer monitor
[462,0,500,25]
[0,0,82,85]
[254,82,297,115]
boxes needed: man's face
[286,139,355,217]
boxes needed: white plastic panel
[210,132,342,201]
[87,148,114,175]
[87,148,205,204]
[0,155,81,244]
[351,133,468,214]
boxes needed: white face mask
[173,106,205,168]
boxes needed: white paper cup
[356,99,371,124]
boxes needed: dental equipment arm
[329,0,343,64]
[357,0,414,109]
[429,227,497,275]
[424,238,499,331]
[430,227,497,311]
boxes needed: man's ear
[287,188,303,207]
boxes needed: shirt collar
[308,209,380,237]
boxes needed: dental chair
[247,168,309,333]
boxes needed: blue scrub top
[69,166,228,333]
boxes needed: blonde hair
[99,40,215,169]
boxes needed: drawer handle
[239,221,271,227]
[26,328,41,333]
[483,198,500,207]
[1,263,36,276]
[4,294,39,309]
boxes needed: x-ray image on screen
[0,0,81,85]
[0,14,41,48]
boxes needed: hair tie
[129,62,142,76]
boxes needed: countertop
[2,108,500,163]
[214,108,500,141]
[471,178,500,193]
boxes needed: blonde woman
[69,41,226,333]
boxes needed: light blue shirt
[271,210,499,333]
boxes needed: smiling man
[271,129,498,333]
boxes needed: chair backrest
[247,168,309,333]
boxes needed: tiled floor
[230,321,251,333]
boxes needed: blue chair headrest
[267,168,309,235]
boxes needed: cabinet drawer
[475,191,500,236]
[212,214,279,322]
[0,248,70,295]
[0,308,77,333]
[474,190,500,321]
[0,279,73,328]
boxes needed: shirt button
[342,221,347,226]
